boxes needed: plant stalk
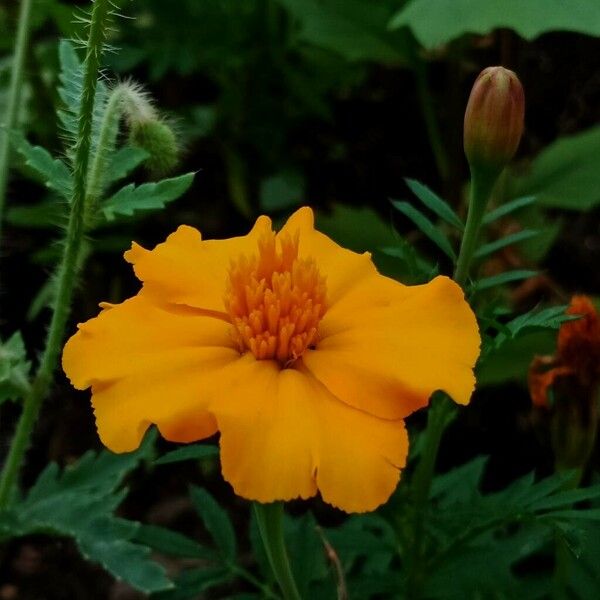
[0,0,112,508]
[253,502,302,600]
[406,395,455,599]
[0,0,34,237]
[453,168,497,287]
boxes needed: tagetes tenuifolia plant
[62,207,480,512]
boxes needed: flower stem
[0,0,34,238]
[0,0,112,508]
[453,168,497,287]
[406,395,456,599]
[253,502,302,600]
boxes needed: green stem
[0,0,112,508]
[415,60,449,182]
[453,168,497,287]
[406,395,455,599]
[85,85,126,220]
[0,0,34,237]
[253,503,302,600]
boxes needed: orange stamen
[224,230,327,365]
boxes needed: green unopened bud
[129,119,179,179]
[464,66,525,176]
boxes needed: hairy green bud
[128,119,179,179]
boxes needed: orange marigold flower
[529,295,600,408]
[62,207,480,513]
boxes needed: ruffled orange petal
[278,207,382,305]
[124,217,272,311]
[62,295,239,452]
[302,275,480,419]
[213,359,407,513]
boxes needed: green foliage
[101,172,195,221]
[414,459,600,598]
[472,269,538,291]
[277,0,413,63]
[12,133,72,200]
[391,199,456,260]
[511,126,600,211]
[57,39,108,163]
[155,444,219,465]
[190,485,237,562]
[404,178,463,230]
[0,332,31,403]
[482,195,537,225]
[0,436,173,594]
[474,228,539,259]
[390,0,600,47]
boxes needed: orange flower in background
[529,296,600,408]
[62,207,480,513]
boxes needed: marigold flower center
[224,230,327,364]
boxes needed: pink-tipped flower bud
[464,66,525,174]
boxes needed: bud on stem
[464,66,525,177]
[454,67,525,287]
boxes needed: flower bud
[464,66,524,175]
[129,119,179,179]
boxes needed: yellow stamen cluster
[224,231,327,365]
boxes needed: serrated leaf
[390,0,600,47]
[511,126,600,210]
[505,305,577,338]
[78,521,173,594]
[473,269,537,291]
[104,146,150,186]
[405,178,463,230]
[156,444,219,465]
[11,134,72,200]
[391,200,456,260]
[190,486,236,562]
[0,436,170,593]
[474,229,539,259]
[0,332,31,404]
[102,172,195,220]
[482,195,536,225]
[134,524,215,560]
[57,39,108,163]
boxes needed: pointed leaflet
[482,196,536,225]
[474,229,539,259]
[190,486,236,562]
[405,178,463,230]
[155,444,219,465]
[102,172,195,220]
[391,199,456,260]
[11,134,72,200]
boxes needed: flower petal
[125,217,272,311]
[303,275,480,419]
[278,207,380,304]
[213,359,407,513]
[62,295,239,452]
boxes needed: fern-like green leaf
[102,172,195,220]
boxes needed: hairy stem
[0,0,34,238]
[0,0,112,508]
[254,503,302,600]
